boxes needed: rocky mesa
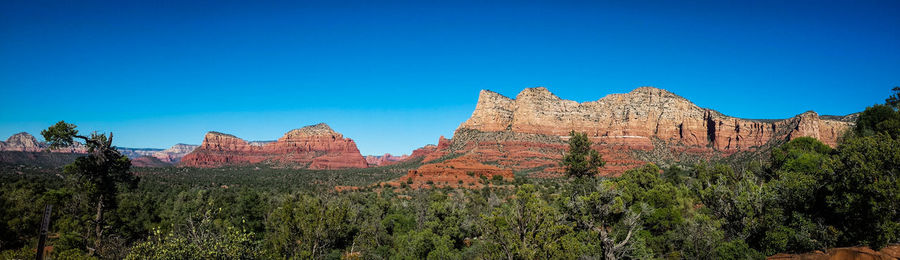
[407,86,854,180]
[179,123,368,169]
[0,132,87,153]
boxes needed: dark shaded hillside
[0,151,83,168]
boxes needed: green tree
[41,121,136,256]
[572,180,645,260]
[561,131,605,179]
[264,194,357,258]
[885,86,900,108]
[854,104,900,139]
[770,137,833,176]
[390,229,460,260]
[826,133,900,249]
[855,87,900,139]
[125,209,258,260]
[480,184,576,259]
[757,137,837,254]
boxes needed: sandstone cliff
[460,87,850,150]
[179,123,368,169]
[417,87,854,177]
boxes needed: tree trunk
[93,195,104,256]
[601,229,615,260]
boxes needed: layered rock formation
[460,87,851,150]
[365,153,410,166]
[152,144,198,163]
[0,132,87,153]
[179,123,368,169]
[416,87,854,178]
[117,147,164,159]
[117,144,198,164]
[0,132,44,152]
[409,144,438,159]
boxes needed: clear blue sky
[1,0,898,155]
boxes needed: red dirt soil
[768,245,900,260]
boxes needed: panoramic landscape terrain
[2,1,899,259]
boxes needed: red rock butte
[179,123,368,169]
[407,86,855,180]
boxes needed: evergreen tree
[561,131,605,178]
[41,121,136,256]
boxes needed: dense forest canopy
[1,89,899,259]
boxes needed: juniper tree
[41,121,136,256]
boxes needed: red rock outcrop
[416,87,855,179]
[179,123,368,169]
[422,136,452,162]
[409,144,438,159]
[394,155,513,189]
[768,244,900,260]
[365,153,410,166]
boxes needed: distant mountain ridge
[117,143,199,163]
[365,153,410,166]
[0,132,197,166]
